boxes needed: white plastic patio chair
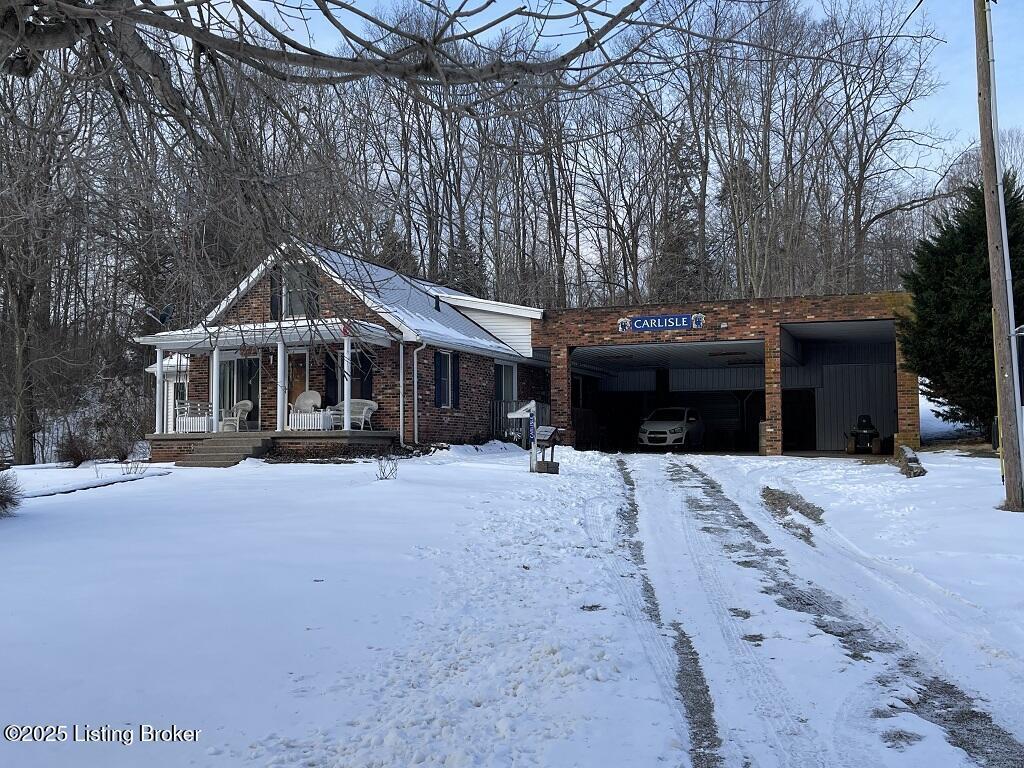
[220,400,253,432]
[290,390,321,413]
[327,399,378,430]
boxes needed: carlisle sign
[618,313,706,333]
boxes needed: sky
[913,0,1024,143]
[290,0,1021,148]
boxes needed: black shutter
[363,355,373,401]
[270,268,282,321]
[494,365,503,401]
[451,353,460,409]
[434,351,444,407]
[324,355,338,407]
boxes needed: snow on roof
[310,247,523,359]
[136,318,394,351]
[144,353,189,375]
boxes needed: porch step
[175,437,272,468]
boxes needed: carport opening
[781,320,898,455]
[570,340,766,453]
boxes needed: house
[139,245,921,464]
[138,245,548,464]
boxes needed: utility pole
[975,0,1024,510]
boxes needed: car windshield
[647,408,687,422]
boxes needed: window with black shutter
[434,350,452,408]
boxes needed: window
[324,351,374,407]
[494,363,516,402]
[434,350,460,408]
[648,408,687,422]
[270,263,319,319]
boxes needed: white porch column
[343,337,353,431]
[276,340,287,431]
[154,348,165,434]
[211,346,221,433]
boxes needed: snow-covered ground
[1,445,1022,767]
[0,446,678,768]
[10,462,168,497]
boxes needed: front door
[236,357,260,427]
[288,351,308,405]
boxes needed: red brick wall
[150,437,204,462]
[189,355,210,401]
[220,264,389,328]
[518,363,550,404]
[412,348,493,444]
[532,292,919,454]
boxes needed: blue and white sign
[617,313,706,333]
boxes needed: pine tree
[898,175,1024,434]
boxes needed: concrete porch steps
[175,435,272,468]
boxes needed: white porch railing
[287,411,333,431]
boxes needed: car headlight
[669,426,684,434]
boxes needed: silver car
[637,407,705,450]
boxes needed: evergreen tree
[898,175,1024,434]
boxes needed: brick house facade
[144,250,534,453]
[142,247,919,460]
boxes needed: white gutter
[412,340,427,445]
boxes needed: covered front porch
[139,318,400,440]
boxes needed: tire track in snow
[662,460,848,768]
[673,460,1024,768]
[581,459,724,768]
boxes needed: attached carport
[570,340,766,452]
[533,293,920,455]
[780,319,898,453]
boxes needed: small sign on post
[508,400,538,472]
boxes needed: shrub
[0,471,22,516]
[57,431,99,467]
[376,455,399,480]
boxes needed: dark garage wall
[782,341,897,450]
[669,366,764,391]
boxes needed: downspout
[412,340,427,445]
[398,343,406,448]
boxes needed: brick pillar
[763,327,783,455]
[549,346,574,445]
[895,340,921,449]
[190,354,210,401]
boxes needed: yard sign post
[508,400,537,472]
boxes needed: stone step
[175,458,244,468]
[187,450,259,460]
[175,437,272,468]
[202,437,270,447]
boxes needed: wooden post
[975,0,1023,509]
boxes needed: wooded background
[0,0,1017,461]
